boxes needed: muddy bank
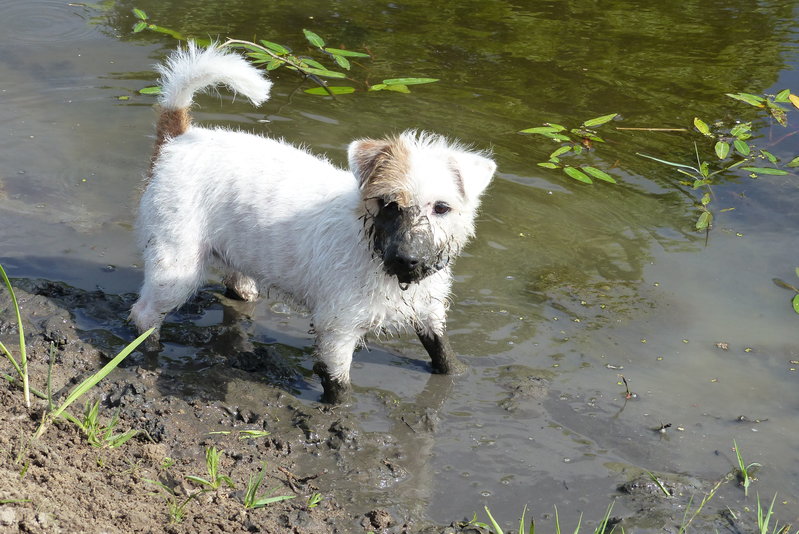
[0,278,771,533]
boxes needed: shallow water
[2,0,799,529]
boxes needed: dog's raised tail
[151,42,272,166]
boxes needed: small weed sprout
[678,475,728,534]
[144,479,197,525]
[733,440,761,497]
[186,446,234,490]
[479,502,615,534]
[80,400,140,449]
[237,430,271,440]
[306,492,323,509]
[243,462,295,509]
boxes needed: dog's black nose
[395,253,420,270]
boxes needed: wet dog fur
[129,43,496,403]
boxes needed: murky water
[3,0,799,529]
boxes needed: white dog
[130,43,496,403]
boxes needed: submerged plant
[637,88,797,232]
[132,9,438,97]
[520,113,619,184]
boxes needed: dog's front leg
[416,325,466,375]
[312,331,360,404]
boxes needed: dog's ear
[348,139,392,188]
[449,150,496,206]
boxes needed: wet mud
[0,279,780,533]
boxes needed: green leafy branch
[637,88,798,231]
[520,113,619,184]
[132,8,438,96]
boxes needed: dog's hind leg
[222,271,260,302]
[130,243,208,346]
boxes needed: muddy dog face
[348,131,496,286]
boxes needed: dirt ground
[0,278,482,534]
[0,278,774,534]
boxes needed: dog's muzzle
[371,202,446,286]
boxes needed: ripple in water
[0,1,97,44]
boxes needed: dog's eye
[433,201,451,215]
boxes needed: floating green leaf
[726,92,765,107]
[332,54,351,70]
[787,156,799,167]
[259,40,289,55]
[734,139,750,156]
[740,167,789,175]
[520,126,565,134]
[701,192,711,206]
[582,113,618,128]
[382,77,439,86]
[139,86,161,95]
[537,162,559,169]
[384,84,411,93]
[132,8,147,20]
[133,21,147,33]
[542,133,571,141]
[793,294,799,314]
[760,150,777,164]
[714,141,730,160]
[324,47,370,58]
[303,29,325,48]
[696,211,712,230]
[304,86,356,95]
[775,88,792,102]
[563,166,593,184]
[549,146,572,159]
[583,166,617,183]
[694,117,712,136]
[730,124,752,141]
[302,67,346,78]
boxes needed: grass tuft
[243,462,295,509]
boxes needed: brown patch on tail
[149,107,191,174]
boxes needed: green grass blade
[484,506,504,534]
[252,494,295,507]
[49,328,153,421]
[0,264,29,407]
